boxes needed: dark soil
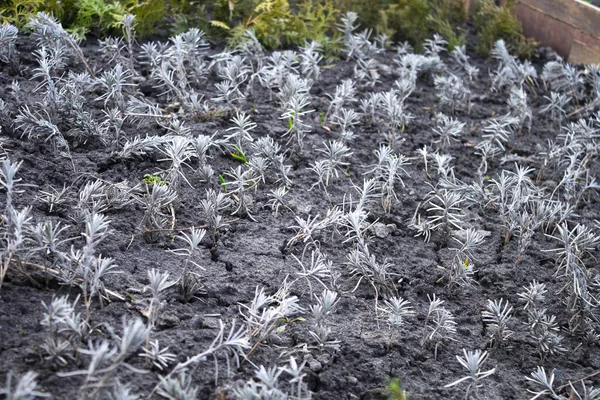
[0,33,599,400]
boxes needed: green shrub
[374,0,466,51]
[473,0,537,58]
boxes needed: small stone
[30,296,38,303]
[453,229,491,242]
[308,359,322,372]
[347,376,358,385]
[158,313,180,329]
[316,353,331,366]
[373,222,393,238]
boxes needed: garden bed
[0,14,599,400]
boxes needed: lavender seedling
[200,188,231,247]
[542,60,585,104]
[444,349,496,399]
[31,47,60,111]
[309,289,340,349]
[292,250,332,298]
[96,64,135,112]
[309,141,353,197]
[334,108,360,143]
[170,228,207,302]
[540,92,571,127]
[158,136,193,193]
[525,367,560,399]
[32,220,72,284]
[158,319,249,387]
[378,296,415,350]
[40,295,84,366]
[239,284,302,348]
[546,223,600,335]
[445,228,486,288]
[223,166,259,221]
[144,269,174,327]
[157,372,198,400]
[0,371,49,399]
[26,12,95,77]
[0,206,31,290]
[232,358,311,399]
[365,145,411,213]
[433,113,465,152]
[422,294,457,359]
[59,318,149,399]
[140,340,176,371]
[325,79,357,123]
[0,24,18,64]
[225,111,256,153]
[60,213,118,322]
[287,210,342,254]
[355,58,380,88]
[299,40,322,80]
[434,74,471,114]
[267,186,290,217]
[479,115,519,154]
[140,183,178,243]
[482,298,514,347]
[513,200,560,270]
[380,90,413,152]
[281,94,314,150]
[518,280,547,311]
[119,14,137,78]
[527,307,566,361]
[451,45,479,83]
[426,189,465,246]
[15,105,71,160]
[507,85,532,134]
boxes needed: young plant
[433,113,465,152]
[281,94,314,150]
[0,371,49,399]
[445,228,486,288]
[59,318,149,399]
[223,166,259,221]
[40,295,85,366]
[26,12,95,77]
[444,349,496,399]
[481,298,514,347]
[139,339,176,371]
[144,268,174,327]
[225,111,256,153]
[365,145,411,213]
[239,284,302,348]
[140,183,178,243]
[380,90,413,152]
[378,296,415,350]
[170,228,207,302]
[232,358,311,399]
[422,294,457,359]
[434,73,471,114]
[59,212,119,322]
[200,188,231,247]
[507,85,532,134]
[0,24,18,64]
[426,189,465,246]
[309,289,340,349]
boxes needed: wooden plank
[513,2,573,58]
[515,0,600,38]
[568,40,600,64]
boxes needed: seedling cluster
[0,10,600,400]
